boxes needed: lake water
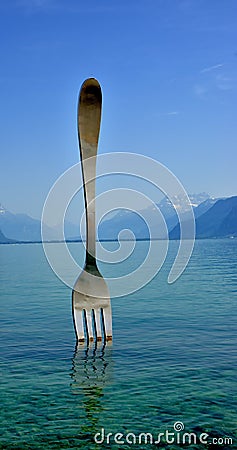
[1,240,237,449]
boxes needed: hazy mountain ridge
[98,193,219,240]
[0,194,236,243]
[0,203,77,242]
[0,227,16,244]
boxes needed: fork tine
[73,308,85,343]
[94,308,103,341]
[85,309,94,342]
[102,306,113,341]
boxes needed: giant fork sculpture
[72,78,113,344]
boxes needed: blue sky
[0,0,236,219]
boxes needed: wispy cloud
[200,63,224,74]
[160,111,180,116]
[216,74,234,91]
[194,74,235,98]
[195,61,236,97]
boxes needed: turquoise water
[1,240,237,449]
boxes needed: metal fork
[72,78,112,344]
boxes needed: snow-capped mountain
[98,193,217,240]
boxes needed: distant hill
[170,196,237,239]
[0,203,79,242]
[192,197,218,218]
[0,228,16,244]
[0,204,43,241]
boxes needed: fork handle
[78,78,102,266]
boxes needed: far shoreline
[0,236,236,245]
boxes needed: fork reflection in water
[71,342,113,392]
[70,343,113,444]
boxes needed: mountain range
[97,193,219,240]
[0,193,236,244]
[170,196,237,239]
[0,203,78,243]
